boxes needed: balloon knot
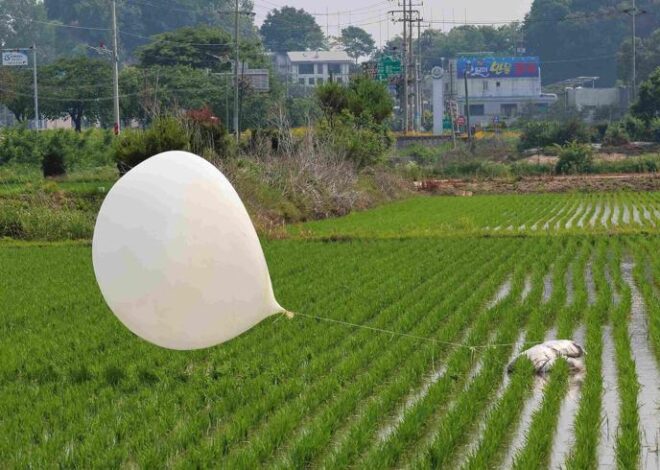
[284,310,295,319]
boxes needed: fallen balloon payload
[92,151,284,350]
[507,340,586,375]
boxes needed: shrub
[115,116,188,174]
[184,107,230,158]
[518,119,592,151]
[648,118,660,143]
[555,141,593,174]
[619,114,647,141]
[41,131,67,177]
[403,144,437,165]
[603,124,630,146]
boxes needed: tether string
[287,311,540,351]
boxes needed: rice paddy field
[1,191,659,468]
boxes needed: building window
[501,103,517,117]
[308,77,315,85]
[328,63,341,74]
[483,81,489,91]
[496,81,501,88]
[316,64,324,74]
[467,104,485,116]
[298,78,305,85]
[317,77,324,84]
[298,63,314,74]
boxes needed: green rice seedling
[221,241,523,468]
[566,239,608,469]
[608,240,642,469]
[358,247,542,468]
[512,359,570,469]
[460,249,552,469]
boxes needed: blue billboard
[457,57,540,79]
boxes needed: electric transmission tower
[389,0,423,134]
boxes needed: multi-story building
[445,56,558,126]
[271,51,353,87]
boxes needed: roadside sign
[377,56,402,81]
[2,52,28,66]
[457,116,466,126]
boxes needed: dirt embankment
[417,173,660,195]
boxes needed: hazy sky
[253,0,534,47]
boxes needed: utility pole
[32,45,39,130]
[234,0,240,144]
[402,0,408,134]
[415,18,422,132]
[464,60,471,141]
[624,0,647,102]
[2,46,39,129]
[390,1,422,134]
[632,0,637,101]
[111,0,120,134]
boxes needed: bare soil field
[417,173,660,195]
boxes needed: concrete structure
[271,51,352,87]
[566,86,629,112]
[445,56,557,126]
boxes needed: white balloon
[92,151,283,350]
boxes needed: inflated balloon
[92,150,283,350]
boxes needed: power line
[8,16,111,31]
[425,9,629,26]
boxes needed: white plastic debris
[507,340,586,374]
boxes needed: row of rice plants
[292,192,660,238]
[0,241,438,466]
[413,252,549,468]
[460,250,552,470]
[273,251,523,468]
[462,237,578,469]
[488,238,579,469]
[0,241,408,465]
[224,240,523,468]
[357,243,545,468]
[631,236,660,363]
[608,240,642,468]
[308,241,542,469]
[566,238,608,469]
[154,239,456,466]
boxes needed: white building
[566,87,629,112]
[446,56,557,126]
[272,51,352,87]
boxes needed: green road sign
[377,56,402,81]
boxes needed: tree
[618,29,660,85]
[136,26,232,71]
[632,67,660,121]
[409,24,520,73]
[346,76,393,124]
[523,0,660,86]
[340,26,375,63]
[120,65,226,123]
[43,0,258,61]
[316,76,393,125]
[40,56,113,131]
[260,7,325,52]
[0,0,61,60]
[0,68,34,121]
